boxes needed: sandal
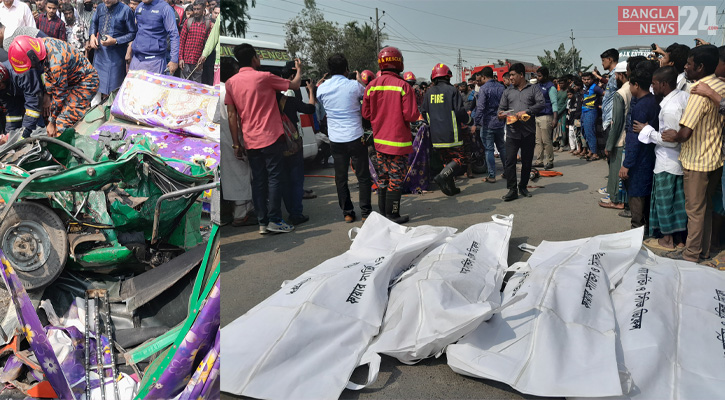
[701,255,725,271]
[643,237,676,252]
[599,201,624,209]
[664,250,699,263]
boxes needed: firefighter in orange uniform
[362,47,419,224]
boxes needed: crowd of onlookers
[0,0,220,92]
[223,38,725,267]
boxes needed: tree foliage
[222,0,255,37]
[285,5,383,78]
[537,43,593,77]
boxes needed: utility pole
[371,8,385,53]
[719,9,725,46]
[454,49,466,82]
[570,29,576,73]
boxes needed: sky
[246,0,725,80]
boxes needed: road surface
[220,151,630,399]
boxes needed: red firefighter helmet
[377,46,404,72]
[360,70,375,85]
[7,36,46,74]
[403,71,416,82]
[376,70,382,77]
[0,63,9,84]
[431,63,452,80]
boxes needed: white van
[220,37,318,161]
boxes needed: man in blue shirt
[581,72,604,160]
[129,0,179,75]
[474,67,506,183]
[88,0,136,101]
[317,53,372,223]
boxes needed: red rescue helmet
[431,63,452,80]
[377,46,404,72]
[360,70,375,85]
[403,71,416,82]
[376,70,382,78]
[8,36,47,74]
[0,63,9,84]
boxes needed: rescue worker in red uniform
[8,36,99,138]
[403,71,416,87]
[360,69,375,86]
[362,46,419,224]
[421,63,472,196]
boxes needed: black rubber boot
[434,162,461,196]
[377,189,386,215]
[385,190,409,224]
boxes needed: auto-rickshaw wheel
[0,202,68,291]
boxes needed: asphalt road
[220,150,631,400]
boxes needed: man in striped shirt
[662,45,725,262]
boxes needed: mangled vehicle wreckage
[0,71,221,399]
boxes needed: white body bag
[220,212,455,399]
[577,249,725,400]
[354,215,514,375]
[446,228,643,397]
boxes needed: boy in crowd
[653,42,692,92]
[567,78,583,154]
[580,72,603,160]
[619,65,660,230]
[634,66,689,251]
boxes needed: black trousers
[331,138,373,218]
[629,196,650,230]
[504,133,536,190]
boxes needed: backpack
[186,16,212,32]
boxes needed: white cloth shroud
[349,214,515,390]
[219,212,456,399]
[573,249,725,400]
[446,228,643,397]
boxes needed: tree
[222,0,255,37]
[285,4,384,78]
[340,21,380,73]
[537,43,592,77]
[285,7,343,77]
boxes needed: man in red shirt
[36,0,66,41]
[179,0,210,82]
[225,43,302,234]
[362,46,419,223]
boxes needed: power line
[276,0,370,19]
[383,12,449,60]
[376,0,565,37]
